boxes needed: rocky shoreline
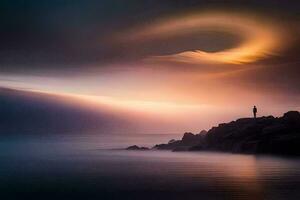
[127,111,300,156]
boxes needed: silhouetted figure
[253,106,257,119]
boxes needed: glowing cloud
[123,12,286,64]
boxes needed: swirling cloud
[123,12,286,64]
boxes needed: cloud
[0,3,299,132]
[120,12,288,65]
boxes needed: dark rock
[182,132,195,142]
[181,132,202,145]
[153,111,300,156]
[168,139,177,144]
[282,111,300,129]
[153,132,206,151]
[199,130,207,135]
[195,111,300,155]
[126,145,149,150]
[152,140,182,150]
[131,111,300,156]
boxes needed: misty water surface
[0,134,300,200]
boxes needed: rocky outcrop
[194,111,300,155]
[126,145,149,150]
[153,131,206,151]
[126,111,300,155]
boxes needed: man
[253,106,257,119]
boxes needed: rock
[199,130,207,135]
[168,139,177,144]
[152,140,182,150]
[282,111,300,129]
[195,111,300,155]
[126,145,149,150]
[153,132,206,151]
[130,111,300,156]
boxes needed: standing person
[253,106,257,119]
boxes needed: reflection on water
[0,134,300,200]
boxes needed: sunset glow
[123,12,286,64]
[0,5,299,133]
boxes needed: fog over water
[1,133,300,200]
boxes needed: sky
[0,0,300,134]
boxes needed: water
[1,134,300,200]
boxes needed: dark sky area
[0,0,299,71]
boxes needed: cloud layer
[122,12,287,64]
[0,1,299,132]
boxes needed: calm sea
[0,134,300,200]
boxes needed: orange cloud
[122,12,287,64]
